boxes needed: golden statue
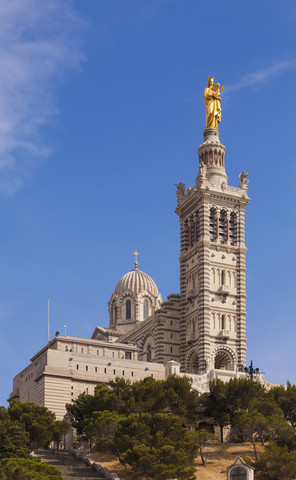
[204,76,223,130]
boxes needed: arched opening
[229,213,236,245]
[126,300,131,320]
[111,302,115,324]
[194,212,199,243]
[143,299,149,319]
[190,221,194,247]
[209,209,216,241]
[230,467,247,480]
[219,211,227,244]
[147,345,151,362]
[189,353,199,374]
[214,350,233,370]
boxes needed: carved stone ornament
[175,182,185,205]
[239,171,249,189]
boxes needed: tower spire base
[197,129,228,185]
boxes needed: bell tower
[175,77,250,375]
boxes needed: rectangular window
[97,350,100,355]
[131,371,134,377]
[125,352,131,360]
[112,352,115,358]
[113,369,116,375]
[86,388,88,394]
[86,366,88,371]
[81,348,84,353]
[170,347,173,353]
[122,371,125,376]
[76,365,79,370]
[95,367,97,373]
[104,368,106,374]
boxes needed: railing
[187,288,197,299]
[218,329,230,338]
[218,285,230,294]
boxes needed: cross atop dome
[133,249,139,269]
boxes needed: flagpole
[48,297,50,343]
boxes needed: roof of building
[114,261,160,297]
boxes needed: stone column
[236,207,247,369]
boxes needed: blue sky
[0,0,296,406]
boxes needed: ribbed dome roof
[114,264,160,297]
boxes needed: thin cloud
[0,0,86,194]
[225,61,296,93]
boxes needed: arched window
[147,345,151,362]
[215,350,232,370]
[190,222,194,247]
[194,211,199,243]
[219,211,227,243]
[230,467,247,480]
[143,299,149,319]
[126,300,131,320]
[189,353,199,374]
[229,213,236,245]
[209,209,216,241]
[221,314,225,329]
[221,270,225,285]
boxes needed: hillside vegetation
[0,402,70,479]
[66,376,296,480]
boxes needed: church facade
[112,126,250,377]
[10,81,264,419]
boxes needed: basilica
[9,78,266,420]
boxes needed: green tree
[163,375,199,423]
[251,443,296,480]
[225,378,266,416]
[114,413,197,480]
[8,402,56,449]
[232,410,269,459]
[0,420,30,458]
[270,383,296,428]
[249,397,283,418]
[193,429,220,466]
[268,414,296,448]
[199,380,229,442]
[67,385,122,434]
[52,420,71,450]
[67,375,200,434]
[0,457,62,480]
[83,411,124,451]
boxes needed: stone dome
[108,259,163,334]
[114,264,160,297]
